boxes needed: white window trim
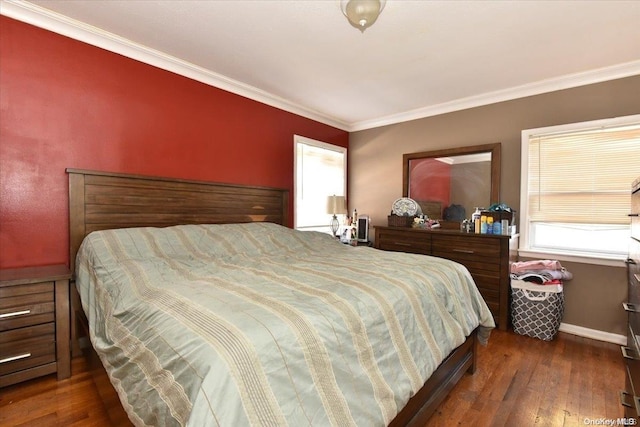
[519,114,640,267]
[293,135,347,230]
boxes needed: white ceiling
[3,0,640,131]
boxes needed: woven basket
[387,215,415,227]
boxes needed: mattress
[75,222,494,426]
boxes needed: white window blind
[528,125,640,225]
[521,114,640,262]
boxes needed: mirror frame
[402,142,502,206]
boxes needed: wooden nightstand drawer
[1,322,55,344]
[1,281,56,331]
[0,330,56,376]
[0,265,71,387]
[0,281,54,299]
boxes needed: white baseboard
[559,322,626,345]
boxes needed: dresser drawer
[623,345,640,395]
[472,273,500,290]
[376,229,431,254]
[629,238,640,297]
[432,233,500,263]
[473,279,500,319]
[432,252,501,279]
[431,235,502,276]
[623,366,640,419]
[631,185,639,240]
[474,284,500,308]
[628,258,640,340]
[0,281,55,331]
[0,329,56,376]
[374,226,513,330]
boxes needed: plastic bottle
[480,215,487,234]
[501,219,509,235]
[472,207,481,223]
[486,217,494,234]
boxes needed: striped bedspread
[75,222,495,426]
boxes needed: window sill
[517,249,627,268]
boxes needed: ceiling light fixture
[340,0,386,33]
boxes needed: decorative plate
[392,197,421,216]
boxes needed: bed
[67,169,495,427]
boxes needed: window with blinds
[521,115,640,261]
[294,135,347,232]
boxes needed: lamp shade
[326,195,347,215]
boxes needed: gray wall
[349,75,640,336]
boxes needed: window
[294,135,347,233]
[520,114,640,264]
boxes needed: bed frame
[67,168,478,427]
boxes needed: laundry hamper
[511,280,564,341]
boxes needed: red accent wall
[0,17,349,268]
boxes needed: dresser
[374,226,518,330]
[0,265,71,387]
[622,177,640,418]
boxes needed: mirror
[403,143,501,221]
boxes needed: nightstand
[0,265,71,387]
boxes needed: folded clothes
[511,268,573,282]
[510,269,571,285]
[537,268,573,281]
[511,272,548,284]
[511,259,563,273]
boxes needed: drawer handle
[0,353,31,364]
[629,213,640,217]
[627,258,637,265]
[393,242,412,247]
[0,309,31,319]
[622,346,639,360]
[452,249,475,254]
[624,303,640,313]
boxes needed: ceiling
[3,0,640,131]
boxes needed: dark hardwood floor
[427,330,624,426]
[0,330,625,427]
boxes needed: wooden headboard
[67,168,289,273]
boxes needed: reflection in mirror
[403,143,501,221]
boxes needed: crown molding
[350,60,640,131]
[0,0,351,131]
[3,0,639,133]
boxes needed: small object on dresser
[480,215,487,234]
[388,213,415,227]
[501,219,509,235]
[391,197,421,216]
